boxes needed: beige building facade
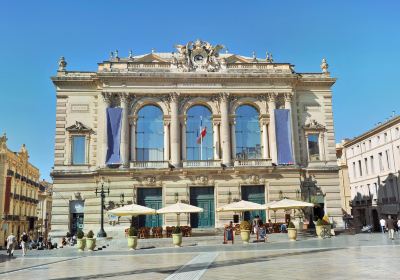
[339,116,400,230]
[37,180,53,239]
[51,41,343,237]
[0,134,41,248]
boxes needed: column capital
[218,92,230,102]
[169,92,180,103]
[119,93,134,104]
[128,116,137,126]
[101,92,113,105]
[266,92,278,103]
[284,92,294,102]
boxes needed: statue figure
[114,49,119,59]
[109,51,114,60]
[128,50,133,59]
[58,56,67,71]
[321,58,329,73]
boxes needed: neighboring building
[51,40,343,237]
[336,141,351,216]
[0,134,41,248]
[37,180,53,239]
[340,116,400,230]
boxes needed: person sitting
[280,223,287,233]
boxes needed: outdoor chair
[166,226,173,237]
[152,227,163,238]
[234,224,241,235]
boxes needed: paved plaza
[1,233,400,280]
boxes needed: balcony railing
[183,160,221,168]
[234,159,272,167]
[130,161,169,169]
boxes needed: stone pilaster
[170,93,181,167]
[220,93,231,166]
[260,118,269,159]
[284,92,296,163]
[180,116,186,161]
[267,93,277,163]
[101,92,111,167]
[164,119,170,161]
[213,119,220,160]
[129,116,137,162]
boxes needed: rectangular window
[368,139,372,149]
[352,162,357,178]
[307,134,320,161]
[358,160,363,177]
[396,127,399,138]
[386,150,391,169]
[378,152,384,171]
[384,132,388,142]
[370,155,374,174]
[364,158,368,175]
[72,136,86,165]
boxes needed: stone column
[164,119,170,161]
[120,93,130,167]
[170,93,181,167]
[213,120,220,160]
[181,117,187,161]
[267,93,277,164]
[261,119,269,159]
[220,93,231,166]
[284,92,295,163]
[129,117,136,162]
[230,118,236,161]
[101,92,111,167]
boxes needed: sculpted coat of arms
[174,40,224,72]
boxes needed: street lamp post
[95,177,110,238]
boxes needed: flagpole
[200,116,203,161]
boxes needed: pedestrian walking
[397,219,400,237]
[6,233,17,257]
[21,232,28,256]
[380,217,386,233]
[386,215,395,240]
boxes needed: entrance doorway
[137,188,162,228]
[190,187,215,228]
[241,185,265,222]
[71,213,84,235]
[69,200,84,235]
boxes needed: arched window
[136,105,164,161]
[186,105,213,160]
[235,105,261,159]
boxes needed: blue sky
[0,1,399,181]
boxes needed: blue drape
[275,109,294,165]
[106,107,122,165]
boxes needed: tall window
[385,150,391,169]
[235,105,261,159]
[364,158,368,175]
[370,155,374,174]
[307,134,320,161]
[358,160,363,177]
[378,152,384,171]
[72,136,86,165]
[136,105,164,161]
[352,162,356,178]
[186,105,213,160]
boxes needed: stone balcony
[130,161,169,169]
[182,160,221,168]
[233,159,272,167]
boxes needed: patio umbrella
[156,202,203,226]
[266,199,314,210]
[107,203,156,227]
[217,200,266,212]
[263,201,278,223]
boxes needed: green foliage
[77,230,84,239]
[240,220,251,231]
[172,226,181,234]
[66,232,71,238]
[316,219,330,226]
[128,227,137,236]
[87,230,94,239]
[288,222,296,229]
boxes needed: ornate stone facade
[50,41,343,237]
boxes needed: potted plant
[287,221,297,241]
[172,226,182,247]
[86,230,96,251]
[76,230,85,251]
[127,227,138,250]
[239,221,251,244]
[315,215,332,238]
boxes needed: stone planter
[287,228,297,241]
[77,238,86,251]
[240,230,251,244]
[127,236,138,250]
[172,233,182,247]
[316,225,331,238]
[86,238,96,251]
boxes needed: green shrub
[77,230,84,239]
[172,226,181,234]
[128,227,138,237]
[288,222,295,229]
[316,219,330,226]
[87,230,94,239]
[240,221,251,231]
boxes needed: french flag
[197,126,207,144]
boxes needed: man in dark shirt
[386,215,395,240]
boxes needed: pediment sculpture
[174,40,224,72]
[66,121,94,133]
[303,119,326,130]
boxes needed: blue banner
[275,109,294,165]
[106,107,122,165]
